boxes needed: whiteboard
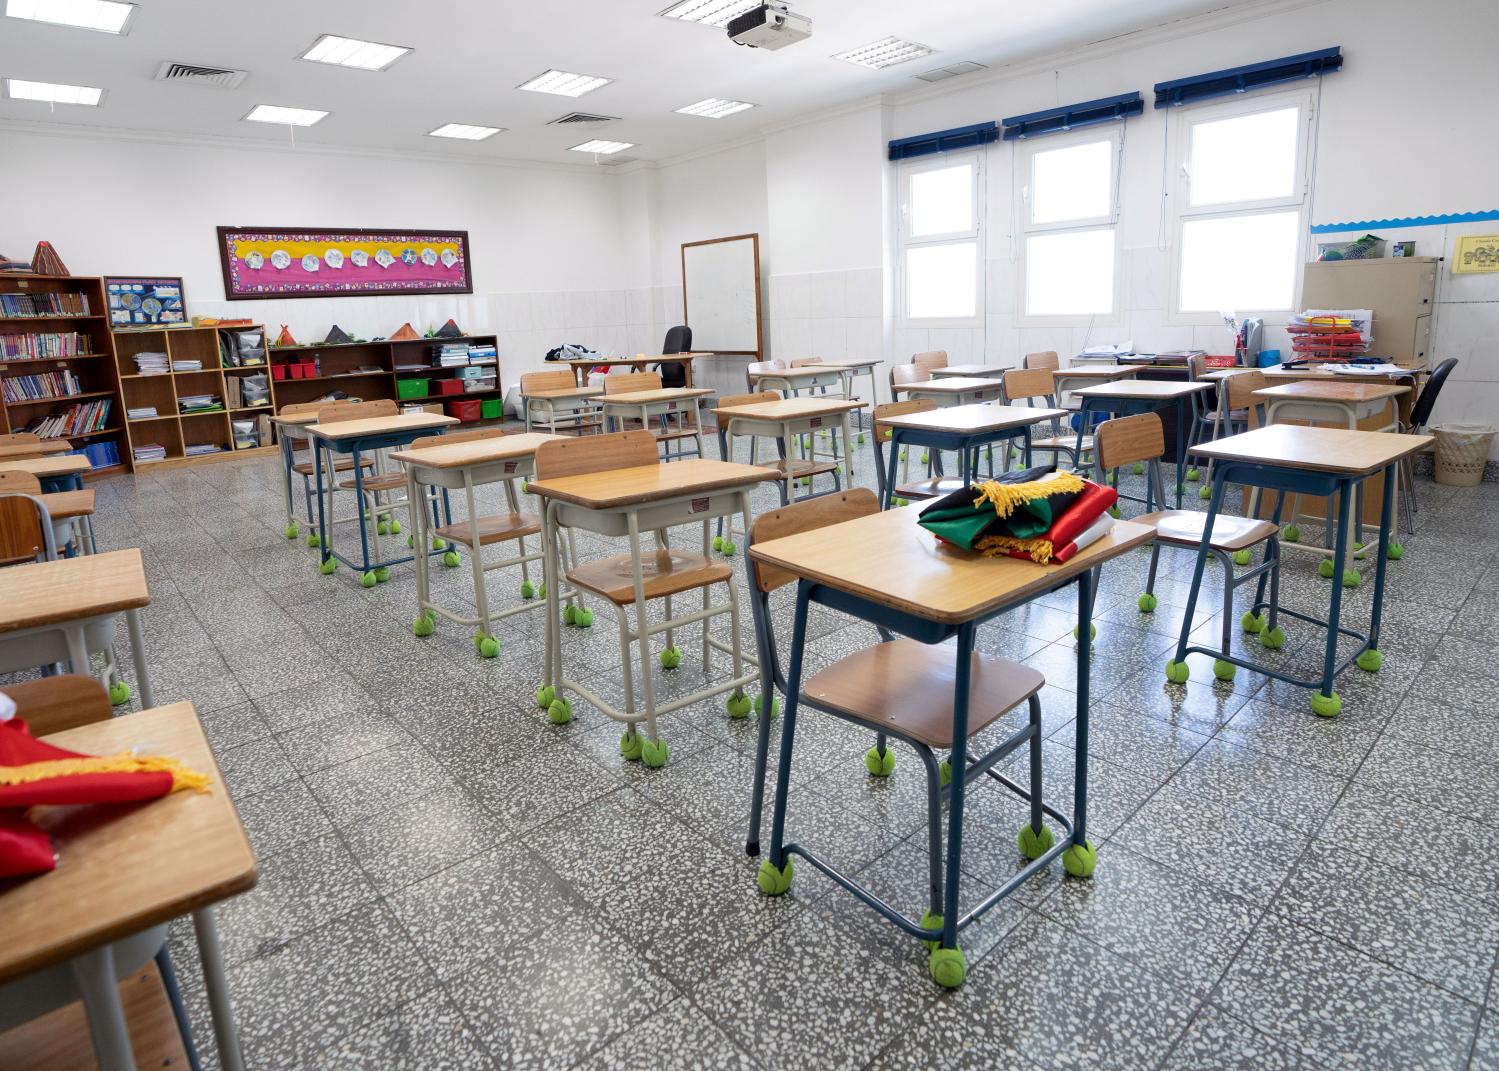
[682,234,762,355]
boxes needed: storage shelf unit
[112,323,275,468]
[0,275,128,476]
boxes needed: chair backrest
[1023,351,1060,371]
[1094,413,1165,472]
[890,363,931,390]
[1224,369,1267,411]
[1187,353,1210,381]
[748,488,880,594]
[0,674,111,735]
[1002,367,1055,403]
[661,325,692,355]
[317,398,399,423]
[411,427,506,450]
[1409,358,1458,431]
[0,432,42,446]
[912,350,948,371]
[521,369,575,394]
[535,428,658,481]
[605,371,662,394]
[790,357,824,367]
[716,391,778,412]
[747,360,787,377]
[0,470,49,565]
[872,399,937,443]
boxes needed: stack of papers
[126,405,158,420]
[185,443,222,456]
[133,443,166,462]
[1329,362,1406,375]
[178,394,222,413]
[171,359,202,372]
[132,351,169,376]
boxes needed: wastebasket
[1433,423,1495,486]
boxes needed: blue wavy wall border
[1310,211,1499,234]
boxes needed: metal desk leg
[1316,479,1355,706]
[1170,470,1226,670]
[882,433,901,510]
[1072,570,1094,855]
[1174,400,1187,508]
[193,909,245,1071]
[350,443,373,579]
[71,944,136,1071]
[1365,464,1398,658]
[125,608,153,709]
[278,430,297,538]
[764,582,811,880]
[314,443,331,574]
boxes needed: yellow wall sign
[1454,234,1499,273]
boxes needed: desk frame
[1075,385,1208,508]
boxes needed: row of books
[1,368,84,403]
[24,398,111,439]
[0,331,91,358]
[0,292,90,318]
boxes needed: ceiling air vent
[599,155,639,166]
[154,61,249,90]
[547,112,620,126]
[914,61,987,83]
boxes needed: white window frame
[897,151,983,328]
[1015,126,1125,328]
[1168,87,1316,326]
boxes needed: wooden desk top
[895,377,1005,394]
[304,412,458,441]
[820,358,883,371]
[750,505,1153,626]
[748,366,843,381]
[522,385,604,400]
[879,402,1068,434]
[1253,381,1410,403]
[390,432,563,470]
[1263,365,1419,381]
[600,387,715,405]
[715,397,864,422]
[1190,425,1432,475]
[40,489,94,520]
[0,441,70,460]
[529,458,775,509]
[0,703,257,983]
[931,364,1008,378]
[0,549,148,633]
[565,354,700,367]
[1202,368,1255,381]
[1072,380,1211,400]
[1056,364,1146,380]
[0,455,91,477]
[269,410,320,427]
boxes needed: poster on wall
[1453,234,1499,273]
[216,227,473,300]
[104,276,187,325]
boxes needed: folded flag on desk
[0,691,210,878]
[918,469,1117,565]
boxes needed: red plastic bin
[286,363,304,380]
[446,398,482,423]
[435,379,465,396]
[271,364,288,381]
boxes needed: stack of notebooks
[467,342,497,363]
[185,443,222,457]
[434,343,471,368]
[127,405,158,421]
[171,358,202,373]
[133,351,169,375]
[178,394,222,414]
[133,443,167,463]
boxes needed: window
[898,154,980,321]
[1020,131,1120,320]
[1171,91,1312,318]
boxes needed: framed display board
[104,276,187,325]
[681,233,762,356]
[216,227,474,300]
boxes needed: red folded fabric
[979,479,1118,564]
[0,809,54,878]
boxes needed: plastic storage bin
[481,398,504,420]
[447,398,482,423]
[397,378,430,400]
[435,379,466,396]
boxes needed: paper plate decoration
[301,254,320,272]
[245,251,265,269]
[374,249,394,268]
[440,249,458,268]
[270,250,292,270]
[389,322,421,341]
[350,249,369,267]
[325,249,345,269]
[400,248,417,266]
[274,324,298,347]
[420,248,438,266]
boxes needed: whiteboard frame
[681,232,763,357]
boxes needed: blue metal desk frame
[880,424,1035,511]
[1074,390,1204,508]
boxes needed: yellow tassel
[0,753,211,794]
[975,534,1057,564]
[970,472,1084,519]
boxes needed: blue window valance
[1153,47,1342,108]
[1000,92,1143,140]
[887,121,998,162]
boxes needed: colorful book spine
[0,332,90,358]
[1,369,83,402]
[0,292,89,318]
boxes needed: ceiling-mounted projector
[727,3,812,50]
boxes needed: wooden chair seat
[650,427,700,443]
[1136,510,1278,551]
[292,457,373,476]
[894,476,966,500]
[1031,434,1092,453]
[765,458,840,480]
[1204,409,1249,423]
[802,638,1045,748]
[337,471,407,493]
[567,549,730,604]
[434,512,541,547]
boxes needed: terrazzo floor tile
[1474,1015,1499,1071]
[1356,735,1499,829]
[299,988,496,1070]
[1157,1005,1321,1070]
[576,997,758,1071]
[341,784,510,893]
[1164,736,1347,834]
[213,735,298,797]
[302,740,463,827]
[865,991,1034,1070]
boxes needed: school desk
[1051,363,1145,407]
[930,363,1008,380]
[892,376,1006,408]
[520,383,604,434]
[1172,425,1430,717]
[0,454,91,492]
[303,411,458,583]
[0,440,70,460]
[714,396,864,505]
[565,353,702,386]
[528,456,776,757]
[1071,380,1212,508]
[0,703,256,1071]
[389,432,566,647]
[747,504,1153,978]
[598,386,715,460]
[0,549,152,708]
[874,403,1068,510]
[817,358,884,432]
[36,488,98,555]
[746,364,850,399]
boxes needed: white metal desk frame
[600,390,712,461]
[522,386,604,435]
[747,366,851,461]
[820,358,883,433]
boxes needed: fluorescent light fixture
[243,104,328,126]
[5,0,135,34]
[656,0,759,26]
[570,139,633,154]
[834,36,935,70]
[518,69,611,98]
[3,77,102,105]
[676,97,755,119]
[299,33,411,71]
[428,122,503,140]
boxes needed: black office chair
[656,325,693,388]
[1399,357,1457,534]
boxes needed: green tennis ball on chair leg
[659,646,682,670]
[726,691,752,719]
[1241,611,1265,634]
[442,551,461,568]
[1073,623,1097,641]
[756,858,794,896]
[641,736,671,768]
[1318,560,1334,579]
[360,570,377,588]
[284,522,299,539]
[1198,484,1213,500]
[306,532,320,548]
[1164,660,1189,684]
[108,680,132,706]
[928,946,967,988]
[618,730,644,761]
[1062,839,1098,878]
[1186,467,1200,482]
[536,684,555,710]
[1132,462,1144,475]
[575,608,593,628]
[863,746,896,777]
[1283,524,1301,543]
[521,580,536,600]
[563,605,578,626]
[1212,658,1237,681]
[374,567,390,583]
[1310,691,1341,718]
[1232,549,1252,566]
[1137,593,1158,613]
[1017,822,1054,861]
[546,698,572,725]
[412,612,435,637]
[1356,648,1383,673]
[389,519,402,534]
[1342,569,1361,588]
[319,558,337,575]
[1387,542,1405,560]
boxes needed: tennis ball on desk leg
[536,684,555,710]
[374,567,390,583]
[389,519,402,535]
[1186,468,1200,482]
[1318,560,1334,579]
[360,571,377,588]
[659,646,682,670]
[306,532,320,548]
[412,613,435,637]
[284,522,299,540]
[1387,542,1405,560]
[575,607,594,628]
[1132,462,1144,475]
[377,521,389,536]
[1283,524,1301,543]
[1198,485,1213,500]
[319,558,337,575]
[712,536,725,552]
[521,580,536,600]
[108,680,132,706]
[563,605,578,626]
[442,551,461,568]
[920,452,929,465]
[1137,593,1158,613]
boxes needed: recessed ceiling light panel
[676,97,755,118]
[569,139,634,154]
[300,34,411,71]
[3,77,102,105]
[244,104,328,126]
[428,123,503,140]
[834,36,935,70]
[657,0,760,26]
[518,69,611,98]
[5,0,135,34]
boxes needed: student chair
[1097,413,1285,679]
[746,358,788,393]
[889,364,946,474]
[744,488,1054,985]
[712,390,778,551]
[320,399,417,546]
[871,399,961,506]
[656,324,693,388]
[1397,357,1457,536]
[1182,354,1215,475]
[1023,350,1060,371]
[0,469,94,556]
[521,368,602,436]
[0,432,43,447]
[1001,368,1090,470]
[282,399,376,547]
[1193,370,1267,498]
[912,350,948,372]
[605,370,703,460]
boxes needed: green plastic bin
[397,377,429,400]
[481,398,504,421]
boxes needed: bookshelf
[0,274,128,476]
[112,323,276,468]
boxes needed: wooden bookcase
[0,274,128,477]
[113,323,277,468]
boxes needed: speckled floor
[24,427,1499,1070]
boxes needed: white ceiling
[0,0,1248,166]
